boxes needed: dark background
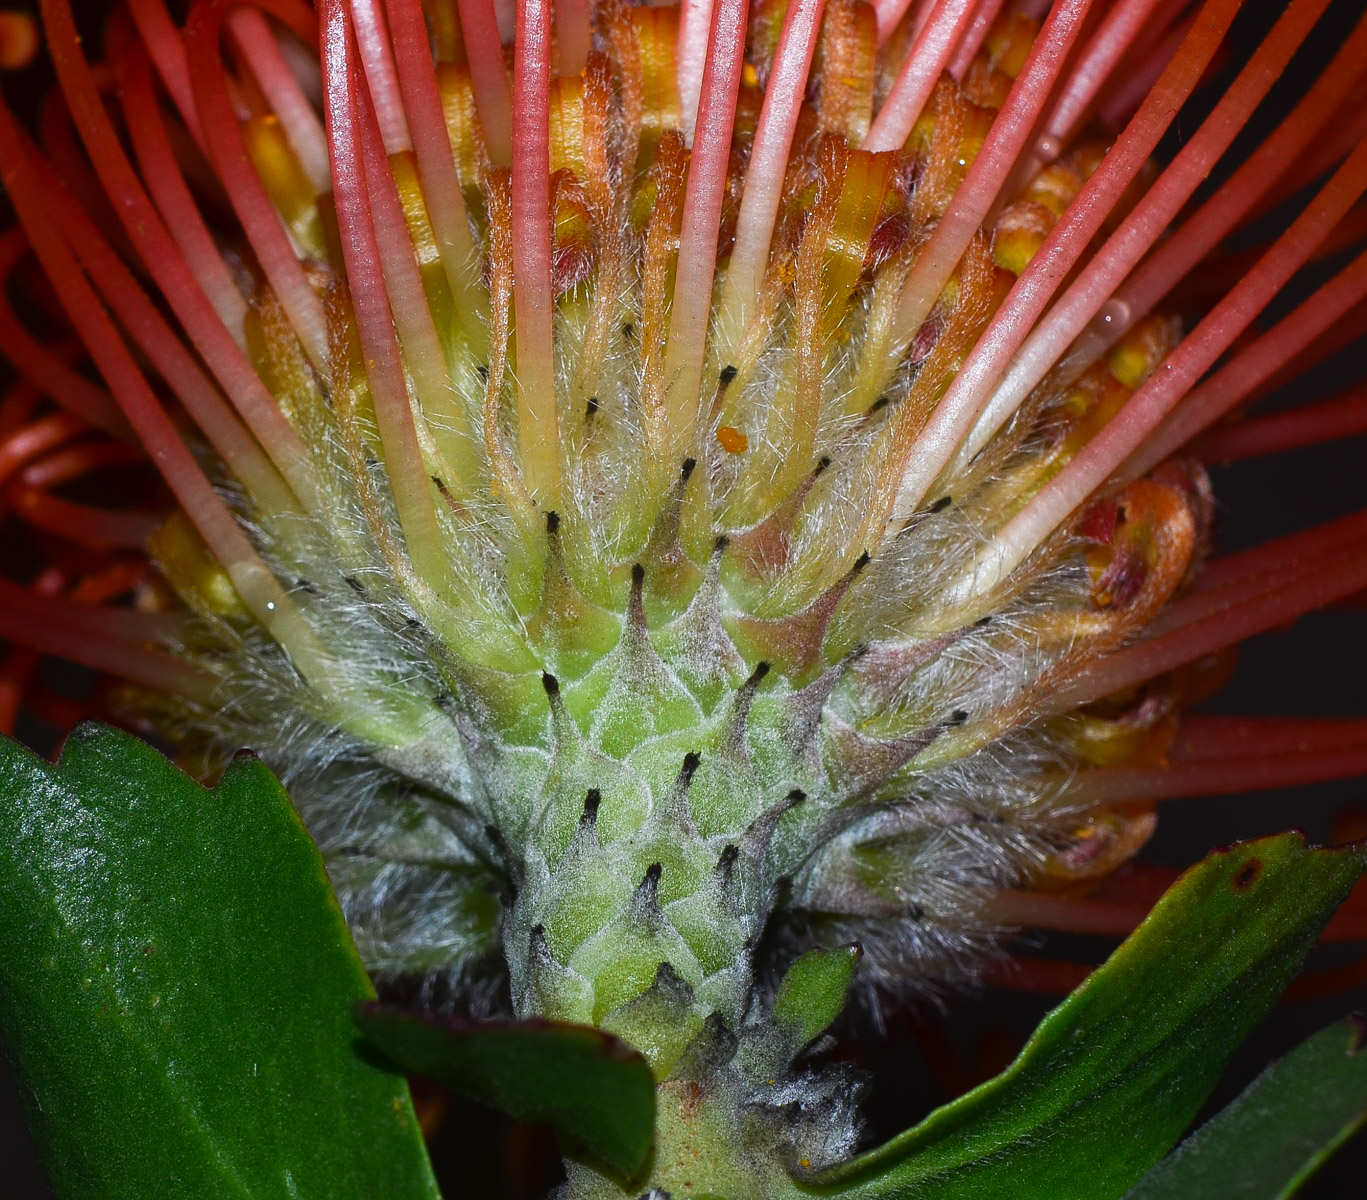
[2,0,1365,1195]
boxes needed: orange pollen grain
[717,425,749,453]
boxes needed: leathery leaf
[1123,1015,1367,1200]
[790,833,1367,1200]
[0,724,440,1200]
[356,1004,656,1179]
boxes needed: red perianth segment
[1179,506,1367,609]
[0,577,212,702]
[0,413,88,486]
[183,0,330,372]
[1095,9,1200,133]
[1073,744,1367,806]
[1173,715,1367,763]
[958,0,1318,469]
[1194,385,1367,464]
[40,0,320,510]
[353,68,482,490]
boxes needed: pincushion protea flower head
[1,0,1366,1192]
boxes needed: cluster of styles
[3,0,1367,1195]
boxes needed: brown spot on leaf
[1233,858,1263,891]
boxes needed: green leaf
[1123,1016,1367,1200]
[356,1004,656,1179]
[0,724,440,1200]
[772,943,862,1049]
[793,833,1367,1200]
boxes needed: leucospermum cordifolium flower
[2,0,1367,1193]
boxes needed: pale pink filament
[720,0,826,345]
[888,0,1243,520]
[954,0,1327,473]
[946,0,1008,79]
[663,0,748,461]
[348,0,414,153]
[968,137,1367,600]
[864,0,978,153]
[511,0,561,502]
[183,0,329,370]
[675,0,716,143]
[891,0,1095,350]
[1062,9,1367,378]
[457,0,514,167]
